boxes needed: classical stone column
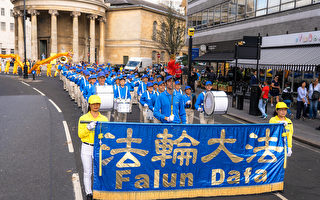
[71,11,81,63]
[15,10,24,60]
[28,10,39,61]
[98,17,106,64]
[88,14,97,64]
[49,10,59,54]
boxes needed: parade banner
[93,123,286,200]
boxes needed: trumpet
[60,56,68,64]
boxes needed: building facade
[11,0,186,64]
[0,0,30,57]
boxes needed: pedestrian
[281,83,294,119]
[270,75,281,107]
[250,71,258,86]
[258,80,270,119]
[78,95,108,200]
[296,81,308,120]
[308,78,320,119]
[183,86,196,124]
[269,102,294,157]
[154,75,186,124]
[195,81,214,124]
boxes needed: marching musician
[114,76,131,122]
[78,95,108,200]
[183,86,196,124]
[94,71,112,121]
[140,82,155,123]
[137,74,148,122]
[195,81,214,124]
[174,80,183,95]
[154,76,186,124]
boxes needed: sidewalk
[192,86,320,148]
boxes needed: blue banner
[192,48,200,60]
[93,123,286,199]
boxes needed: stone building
[11,0,186,64]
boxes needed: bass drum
[204,91,228,115]
[95,85,114,111]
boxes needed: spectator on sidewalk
[269,102,293,157]
[258,80,270,119]
[250,71,258,86]
[308,78,320,119]
[282,83,294,119]
[270,75,281,107]
[296,81,308,120]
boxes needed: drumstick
[80,121,94,124]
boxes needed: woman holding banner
[269,102,294,157]
[78,95,108,200]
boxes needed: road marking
[32,87,45,96]
[222,114,246,124]
[62,121,74,153]
[72,173,83,200]
[274,192,288,200]
[20,81,30,86]
[48,99,62,113]
[293,141,320,154]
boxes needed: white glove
[287,147,292,157]
[197,107,203,112]
[87,121,97,131]
[144,104,148,107]
[279,121,288,126]
[168,114,175,122]
[186,100,191,104]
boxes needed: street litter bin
[249,85,261,116]
[236,94,244,110]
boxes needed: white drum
[117,100,132,113]
[146,109,154,120]
[95,85,114,111]
[204,91,228,115]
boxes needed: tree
[156,4,185,58]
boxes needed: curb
[227,113,320,149]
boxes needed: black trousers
[296,101,307,119]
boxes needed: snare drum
[117,100,132,113]
[96,85,114,111]
[204,91,228,115]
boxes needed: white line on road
[48,99,62,113]
[62,121,74,153]
[293,141,320,154]
[72,173,83,200]
[20,81,30,86]
[274,192,288,200]
[32,87,45,96]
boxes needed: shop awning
[230,46,320,71]
[193,52,234,62]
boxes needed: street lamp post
[187,28,194,87]
[23,0,28,79]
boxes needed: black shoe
[86,194,93,200]
[316,126,320,131]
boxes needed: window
[208,8,214,26]
[187,15,192,27]
[237,0,246,20]
[1,48,6,54]
[192,14,197,27]
[1,8,4,16]
[221,3,228,23]
[196,12,202,29]
[256,0,267,16]
[1,22,6,31]
[152,21,157,40]
[10,49,14,54]
[268,0,280,14]
[10,23,14,32]
[281,0,295,11]
[201,10,208,28]
[214,5,221,25]
[10,9,13,17]
[228,0,236,22]
[246,0,256,18]
[160,51,165,62]
[296,0,312,7]
[152,51,157,61]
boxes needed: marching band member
[80,70,90,113]
[158,80,166,93]
[174,80,183,95]
[113,76,120,121]
[152,81,161,123]
[183,86,196,124]
[140,82,154,123]
[78,95,108,200]
[269,102,294,157]
[195,81,214,124]
[154,76,186,124]
[114,76,131,122]
[137,74,148,122]
[82,75,97,114]
[95,71,112,120]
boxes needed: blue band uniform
[93,123,286,199]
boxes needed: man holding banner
[78,95,108,200]
[154,75,186,124]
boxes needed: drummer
[140,82,155,123]
[195,81,214,124]
[137,74,148,122]
[114,76,131,122]
[94,71,112,120]
[154,75,186,124]
[183,86,196,124]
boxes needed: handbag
[312,91,320,100]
